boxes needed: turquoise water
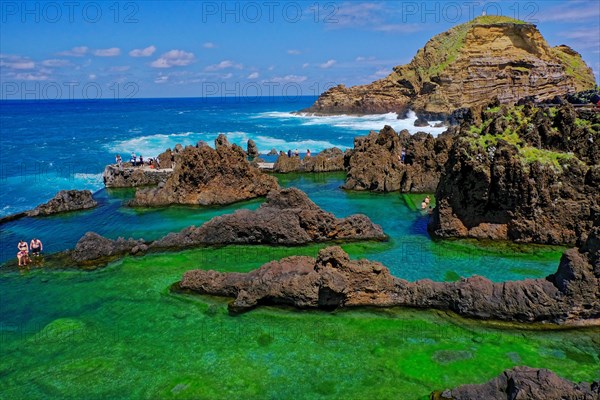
[1,173,563,282]
[1,99,596,399]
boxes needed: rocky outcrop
[129,135,279,207]
[68,232,147,266]
[247,139,259,159]
[430,103,599,245]
[273,148,345,173]
[430,366,600,400]
[152,188,386,248]
[301,16,595,116]
[102,165,172,188]
[343,125,454,193]
[179,226,600,324]
[0,190,98,223]
[54,188,384,268]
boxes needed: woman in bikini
[17,240,29,266]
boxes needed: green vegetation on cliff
[418,16,530,78]
[465,105,590,171]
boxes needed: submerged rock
[343,125,454,193]
[430,366,600,400]
[152,187,386,248]
[179,226,600,324]
[130,135,279,207]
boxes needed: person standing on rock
[294,149,299,157]
[401,148,406,163]
[287,149,292,158]
[116,154,123,171]
[30,238,43,257]
[131,152,137,166]
[139,154,144,167]
[17,240,29,266]
[306,149,311,158]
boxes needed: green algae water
[1,173,597,399]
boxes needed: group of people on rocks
[286,149,311,158]
[115,153,161,169]
[17,238,43,267]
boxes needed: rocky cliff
[302,16,596,116]
[179,225,600,324]
[429,103,599,245]
[343,125,454,192]
[129,135,279,207]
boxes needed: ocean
[0,97,598,399]
[0,96,446,218]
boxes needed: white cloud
[154,74,169,84]
[557,29,600,49]
[151,50,195,68]
[222,73,233,79]
[94,48,121,57]
[110,66,131,72]
[205,60,243,71]
[268,75,307,83]
[374,24,421,33]
[203,42,216,49]
[319,59,337,69]
[129,45,156,57]
[287,49,301,55]
[0,55,34,70]
[247,72,259,79]
[41,59,70,67]
[14,72,49,81]
[302,63,309,68]
[88,74,97,79]
[57,46,89,57]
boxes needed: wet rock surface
[103,165,172,188]
[1,190,98,223]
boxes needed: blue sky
[1,0,598,99]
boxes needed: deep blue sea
[0,97,446,218]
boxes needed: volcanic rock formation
[273,148,345,173]
[179,226,600,324]
[302,16,596,116]
[129,135,279,207]
[429,103,599,245]
[343,125,454,193]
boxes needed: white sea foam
[254,110,448,136]
[106,131,345,158]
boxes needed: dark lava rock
[130,135,279,206]
[430,366,600,400]
[28,190,97,216]
[273,147,345,173]
[179,226,600,324]
[247,139,259,158]
[69,232,147,265]
[343,125,454,193]
[414,116,430,127]
[152,187,386,248]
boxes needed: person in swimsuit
[30,238,43,257]
[17,240,29,266]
